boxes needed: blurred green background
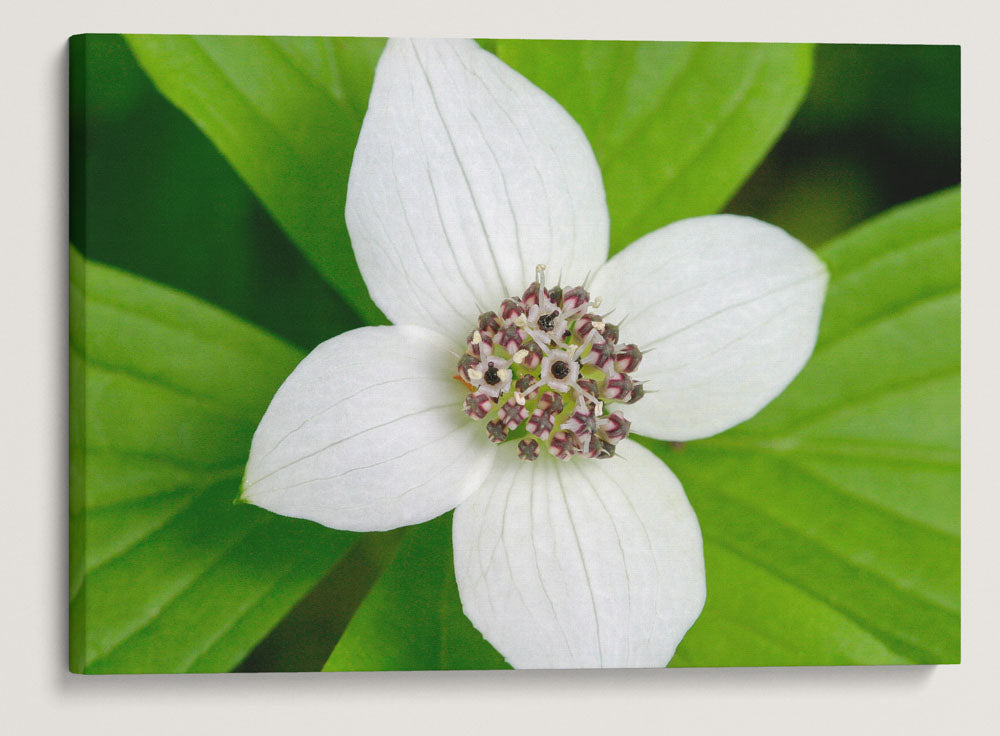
[70,36,959,353]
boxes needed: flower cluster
[458,267,642,461]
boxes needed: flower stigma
[458,265,643,461]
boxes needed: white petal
[243,325,492,531]
[346,38,609,338]
[453,440,705,668]
[591,215,828,441]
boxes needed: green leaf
[236,529,406,671]
[70,247,356,673]
[71,34,362,353]
[654,187,960,666]
[496,41,813,254]
[124,35,387,325]
[323,513,510,671]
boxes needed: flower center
[484,364,501,385]
[458,265,644,461]
[538,312,558,331]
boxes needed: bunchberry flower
[242,38,828,668]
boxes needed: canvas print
[69,35,960,672]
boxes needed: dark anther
[538,311,559,331]
[595,438,616,459]
[551,360,570,379]
[484,364,501,385]
[626,382,645,404]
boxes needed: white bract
[242,38,828,668]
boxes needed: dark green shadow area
[235,529,406,672]
[69,34,363,351]
[728,44,960,245]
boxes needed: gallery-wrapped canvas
[69,35,960,673]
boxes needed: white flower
[242,38,828,668]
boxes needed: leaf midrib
[616,46,771,238]
[814,283,959,358]
[594,43,697,169]
[697,455,958,609]
[766,365,959,437]
[85,511,268,670]
[700,508,954,664]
